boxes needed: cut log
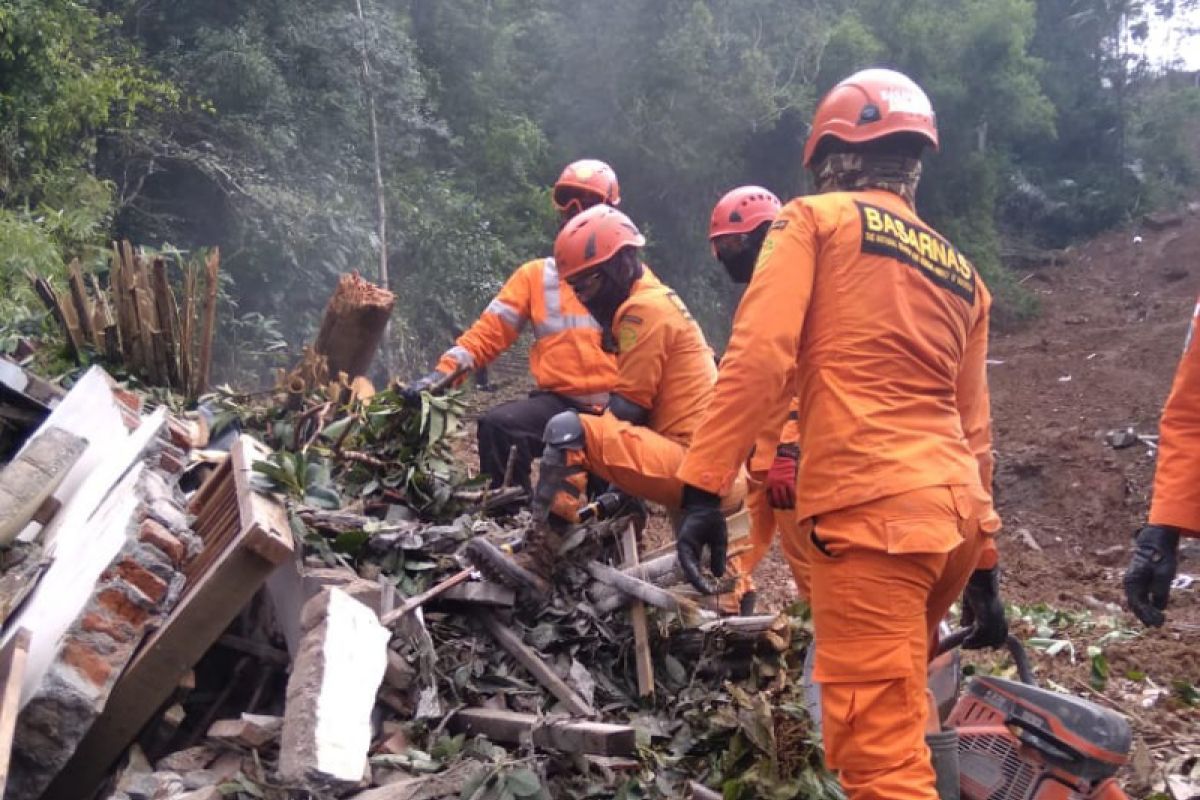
[311,272,396,380]
[477,611,594,717]
[447,708,636,756]
[585,561,710,623]
[667,614,792,660]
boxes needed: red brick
[61,640,113,687]
[114,558,169,604]
[139,518,186,566]
[95,588,151,628]
[80,611,133,643]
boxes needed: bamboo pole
[181,262,197,398]
[197,248,220,395]
[151,257,183,388]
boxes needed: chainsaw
[932,628,1132,800]
[801,627,1132,800]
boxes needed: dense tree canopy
[2,0,1198,381]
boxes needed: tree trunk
[312,272,396,380]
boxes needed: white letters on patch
[880,88,932,115]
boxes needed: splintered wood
[311,272,395,381]
[31,243,219,400]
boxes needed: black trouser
[477,391,578,494]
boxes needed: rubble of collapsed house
[0,265,840,800]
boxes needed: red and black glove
[765,444,799,509]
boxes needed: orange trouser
[578,414,750,593]
[746,482,813,602]
[807,484,987,800]
[774,505,810,602]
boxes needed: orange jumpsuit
[1148,296,1200,534]
[744,398,809,599]
[436,258,616,407]
[577,271,745,515]
[678,189,999,800]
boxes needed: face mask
[581,252,643,330]
[720,249,758,284]
[715,223,769,284]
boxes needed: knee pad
[542,410,585,452]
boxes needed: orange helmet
[554,205,645,280]
[553,159,621,217]
[709,186,782,240]
[802,68,938,168]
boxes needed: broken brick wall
[6,466,201,800]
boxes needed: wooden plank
[0,629,30,796]
[228,436,294,564]
[621,523,654,699]
[66,259,97,347]
[30,276,81,361]
[447,708,634,756]
[380,569,471,627]
[433,581,515,608]
[347,760,476,800]
[150,258,182,387]
[111,243,134,363]
[477,611,593,717]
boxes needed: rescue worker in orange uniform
[708,186,809,603]
[673,69,1008,800]
[403,160,621,496]
[466,205,746,597]
[1124,295,1200,626]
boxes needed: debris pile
[0,272,837,800]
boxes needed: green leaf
[332,529,369,556]
[504,768,541,796]
[305,485,342,510]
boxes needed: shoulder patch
[855,201,976,304]
[770,219,789,231]
[617,324,639,353]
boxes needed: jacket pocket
[883,516,962,555]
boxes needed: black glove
[961,568,1008,649]
[1123,525,1180,627]
[675,484,727,594]
[400,370,446,404]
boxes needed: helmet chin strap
[812,151,923,207]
